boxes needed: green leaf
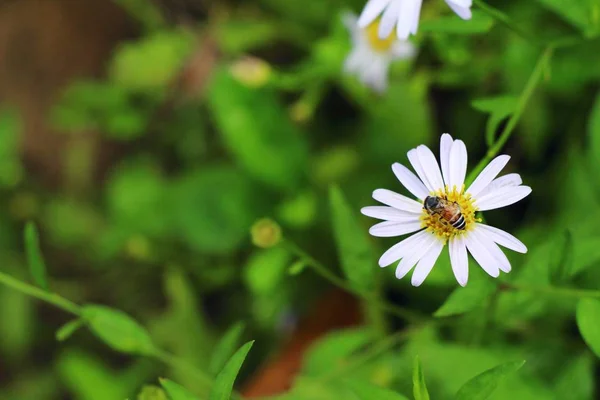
[536,0,600,35]
[420,11,494,34]
[159,378,200,400]
[588,91,600,177]
[207,68,308,190]
[209,340,255,400]
[576,298,600,357]
[329,186,375,292]
[434,279,497,317]
[342,379,410,400]
[138,385,169,400]
[303,328,374,376]
[549,230,574,284]
[413,355,430,400]
[209,322,246,375]
[454,360,525,400]
[82,304,156,355]
[244,248,292,295]
[24,222,49,291]
[172,167,258,254]
[56,319,84,342]
[471,96,519,147]
[109,31,193,90]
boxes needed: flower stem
[282,239,426,322]
[505,283,600,298]
[466,45,553,186]
[473,0,538,44]
[0,269,237,398]
[0,270,81,315]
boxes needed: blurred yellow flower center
[421,186,479,242]
[365,20,396,53]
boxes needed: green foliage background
[1,0,600,399]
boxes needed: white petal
[361,57,389,93]
[358,0,392,28]
[344,49,363,74]
[473,228,511,273]
[392,163,429,200]
[448,139,468,191]
[440,133,453,188]
[449,235,468,286]
[475,186,532,211]
[409,0,423,35]
[395,0,419,40]
[476,173,523,198]
[379,0,403,38]
[391,41,416,59]
[372,189,423,213]
[475,223,527,253]
[378,229,429,267]
[411,239,444,286]
[466,155,510,198]
[445,0,472,19]
[418,145,445,191]
[361,206,420,221]
[449,0,472,6]
[407,145,444,192]
[407,149,433,192]
[369,220,423,237]
[342,11,359,32]
[465,232,500,278]
[394,232,439,278]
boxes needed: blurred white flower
[343,12,416,93]
[359,0,472,40]
[361,134,531,287]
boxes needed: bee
[423,196,466,230]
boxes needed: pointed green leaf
[472,96,519,147]
[536,0,599,35]
[413,356,430,400]
[455,360,525,400]
[303,328,374,376]
[434,279,496,317]
[329,186,375,292]
[577,299,600,358]
[82,304,156,355]
[207,68,308,190]
[24,222,49,290]
[209,340,254,400]
[159,378,200,400]
[138,385,169,400]
[342,379,410,400]
[56,319,84,342]
[209,322,246,375]
[549,230,574,284]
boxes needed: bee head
[424,196,440,211]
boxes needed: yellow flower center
[365,20,396,53]
[420,186,480,243]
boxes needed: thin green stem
[474,0,538,44]
[466,46,554,185]
[282,239,426,322]
[0,270,81,315]
[0,270,231,398]
[505,283,600,298]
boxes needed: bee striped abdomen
[452,214,466,230]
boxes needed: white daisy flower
[343,12,416,93]
[358,0,473,40]
[361,134,531,287]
